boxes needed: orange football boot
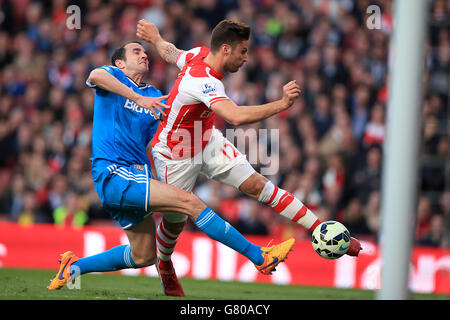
[255,238,295,275]
[47,251,79,290]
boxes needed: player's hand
[280,80,301,109]
[136,19,160,44]
[134,95,169,119]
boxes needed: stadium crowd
[0,0,448,248]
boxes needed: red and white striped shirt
[152,47,230,159]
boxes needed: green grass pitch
[0,268,448,300]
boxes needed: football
[311,221,351,259]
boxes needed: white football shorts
[152,128,256,222]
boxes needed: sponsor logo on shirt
[124,99,158,120]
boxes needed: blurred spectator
[271,217,310,241]
[417,214,446,247]
[322,153,346,195]
[16,190,48,226]
[320,42,349,87]
[416,196,433,241]
[350,84,371,141]
[318,107,354,158]
[312,93,333,138]
[48,174,68,211]
[351,145,382,202]
[322,184,344,220]
[294,172,322,212]
[440,191,450,216]
[342,197,373,239]
[0,0,447,248]
[1,174,26,220]
[362,102,385,148]
[53,191,88,228]
[363,190,381,237]
[422,115,441,154]
[234,200,268,236]
[440,191,450,248]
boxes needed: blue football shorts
[92,159,153,230]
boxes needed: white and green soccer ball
[311,221,351,259]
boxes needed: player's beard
[227,61,243,73]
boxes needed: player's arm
[211,80,301,126]
[136,19,183,64]
[87,68,169,117]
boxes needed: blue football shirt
[87,65,164,167]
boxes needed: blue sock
[70,244,136,276]
[194,207,264,265]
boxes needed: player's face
[123,43,149,73]
[226,40,248,73]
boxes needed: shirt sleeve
[189,77,230,109]
[176,47,203,69]
[86,65,125,88]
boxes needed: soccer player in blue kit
[47,41,295,295]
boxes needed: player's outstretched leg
[193,207,295,275]
[47,244,139,290]
[48,215,157,290]
[148,179,296,281]
[241,174,321,231]
[153,197,296,296]
[258,178,362,256]
[240,173,362,257]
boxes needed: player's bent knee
[187,194,205,214]
[175,190,204,217]
[130,245,157,267]
[132,253,157,268]
[186,194,207,220]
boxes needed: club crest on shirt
[201,83,217,94]
[134,164,144,171]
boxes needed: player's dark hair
[111,41,143,67]
[210,20,250,53]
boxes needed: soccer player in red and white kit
[137,19,362,296]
